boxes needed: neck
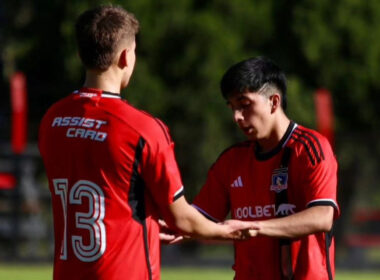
[257,113,291,153]
[83,68,124,94]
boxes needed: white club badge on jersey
[270,167,288,193]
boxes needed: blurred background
[0,0,380,274]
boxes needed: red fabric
[193,123,339,280]
[39,89,183,280]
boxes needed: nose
[233,109,244,123]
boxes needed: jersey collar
[74,88,121,99]
[255,121,297,161]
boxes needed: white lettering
[242,207,248,218]
[70,117,81,127]
[236,208,242,219]
[84,130,96,140]
[51,116,108,142]
[82,118,95,128]
[50,116,107,129]
[248,207,256,218]
[52,117,62,127]
[62,117,71,126]
[255,206,263,218]
[95,132,107,142]
[78,117,85,126]
[66,128,75,137]
[234,204,291,220]
[75,128,86,138]
[95,120,107,129]
[263,205,274,217]
[65,128,107,142]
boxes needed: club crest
[270,167,288,193]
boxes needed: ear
[118,49,128,68]
[270,94,281,113]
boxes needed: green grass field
[0,265,380,280]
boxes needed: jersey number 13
[53,179,106,262]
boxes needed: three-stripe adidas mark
[231,176,243,187]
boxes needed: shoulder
[212,141,252,167]
[81,96,172,146]
[289,124,334,166]
[123,103,172,145]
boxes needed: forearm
[256,206,334,239]
[174,211,224,239]
[165,196,256,240]
[167,197,225,238]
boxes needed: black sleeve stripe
[154,118,171,144]
[173,189,184,201]
[293,131,321,163]
[307,200,338,210]
[296,128,325,160]
[291,136,316,166]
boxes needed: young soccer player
[192,57,339,280]
[38,5,255,280]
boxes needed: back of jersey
[39,89,166,280]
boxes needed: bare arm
[255,206,334,239]
[164,196,255,240]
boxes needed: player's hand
[160,232,185,244]
[159,219,189,244]
[219,219,260,240]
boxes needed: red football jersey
[193,122,339,280]
[39,88,184,280]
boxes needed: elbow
[320,218,333,232]
[315,206,334,232]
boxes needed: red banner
[0,173,16,190]
[314,89,334,148]
[10,72,28,154]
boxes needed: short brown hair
[75,5,139,71]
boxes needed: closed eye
[227,95,252,111]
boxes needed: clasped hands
[159,219,260,244]
[219,219,260,240]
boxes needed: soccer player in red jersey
[38,5,255,280]
[192,57,339,280]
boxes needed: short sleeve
[140,122,184,208]
[192,159,230,222]
[297,137,339,218]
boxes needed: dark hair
[75,5,139,71]
[220,56,287,111]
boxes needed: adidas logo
[231,176,243,187]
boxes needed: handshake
[217,219,260,240]
[160,219,260,244]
